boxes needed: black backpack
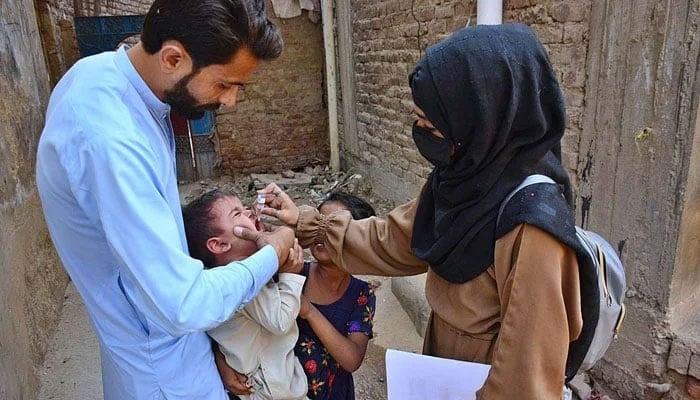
[496,174,627,381]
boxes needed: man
[35,1,291,399]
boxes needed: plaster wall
[565,1,699,397]
[0,0,68,397]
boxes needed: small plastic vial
[255,194,266,220]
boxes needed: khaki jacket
[296,199,582,400]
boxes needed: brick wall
[346,0,591,204]
[217,3,328,175]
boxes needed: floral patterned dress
[295,262,376,400]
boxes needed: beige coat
[296,199,582,400]
[208,273,309,400]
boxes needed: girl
[295,192,377,400]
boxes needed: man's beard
[163,71,220,120]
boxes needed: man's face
[164,47,260,120]
[209,195,261,263]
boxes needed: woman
[251,24,583,399]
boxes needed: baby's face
[209,195,260,260]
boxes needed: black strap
[496,182,600,381]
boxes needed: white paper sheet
[385,349,491,400]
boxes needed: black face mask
[412,121,452,168]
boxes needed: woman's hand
[279,239,304,274]
[257,183,300,227]
[299,294,315,319]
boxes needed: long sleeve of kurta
[296,200,429,276]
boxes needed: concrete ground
[37,276,423,400]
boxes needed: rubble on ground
[179,165,394,217]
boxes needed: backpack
[497,174,627,380]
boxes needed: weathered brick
[548,43,587,66]
[531,23,564,44]
[561,150,579,171]
[435,4,455,19]
[550,1,589,22]
[566,106,584,129]
[691,353,700,379]
[564,88,585,108]
[562,65,587,88]
[688,376,700,400]
[516,4,551,24]
[507,0,532,9]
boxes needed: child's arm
[299,288,376,372]
[244,273,305,335]
[243,241,305,334]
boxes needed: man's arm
[75,134,291,336]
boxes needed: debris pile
[179,166,394,217]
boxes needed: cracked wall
[1,0,152,398]
[580,1,699,398]
[0,0,68,398]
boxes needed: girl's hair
[318,192,376,220]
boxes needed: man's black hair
[141,0,283,69]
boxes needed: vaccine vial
[256,194,265,220]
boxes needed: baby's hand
[279,239,303,274]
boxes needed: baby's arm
[299,289,375,372]
[244,273,305,334]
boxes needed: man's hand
[279,239,304,274]
[233,225,295,266]
[213,345,253,396]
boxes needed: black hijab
[409,24,573,283]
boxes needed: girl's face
[310,201,348,263]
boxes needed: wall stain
[580,194,591,228]
[617,239,626,258]
[581,148,594,180]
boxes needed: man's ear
[158,40,192,75]
[206,237,231,255]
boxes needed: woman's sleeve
[295,199,429,277]
[477,224,583,400]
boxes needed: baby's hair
[318,191,376,220]
[182,188,238,268]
